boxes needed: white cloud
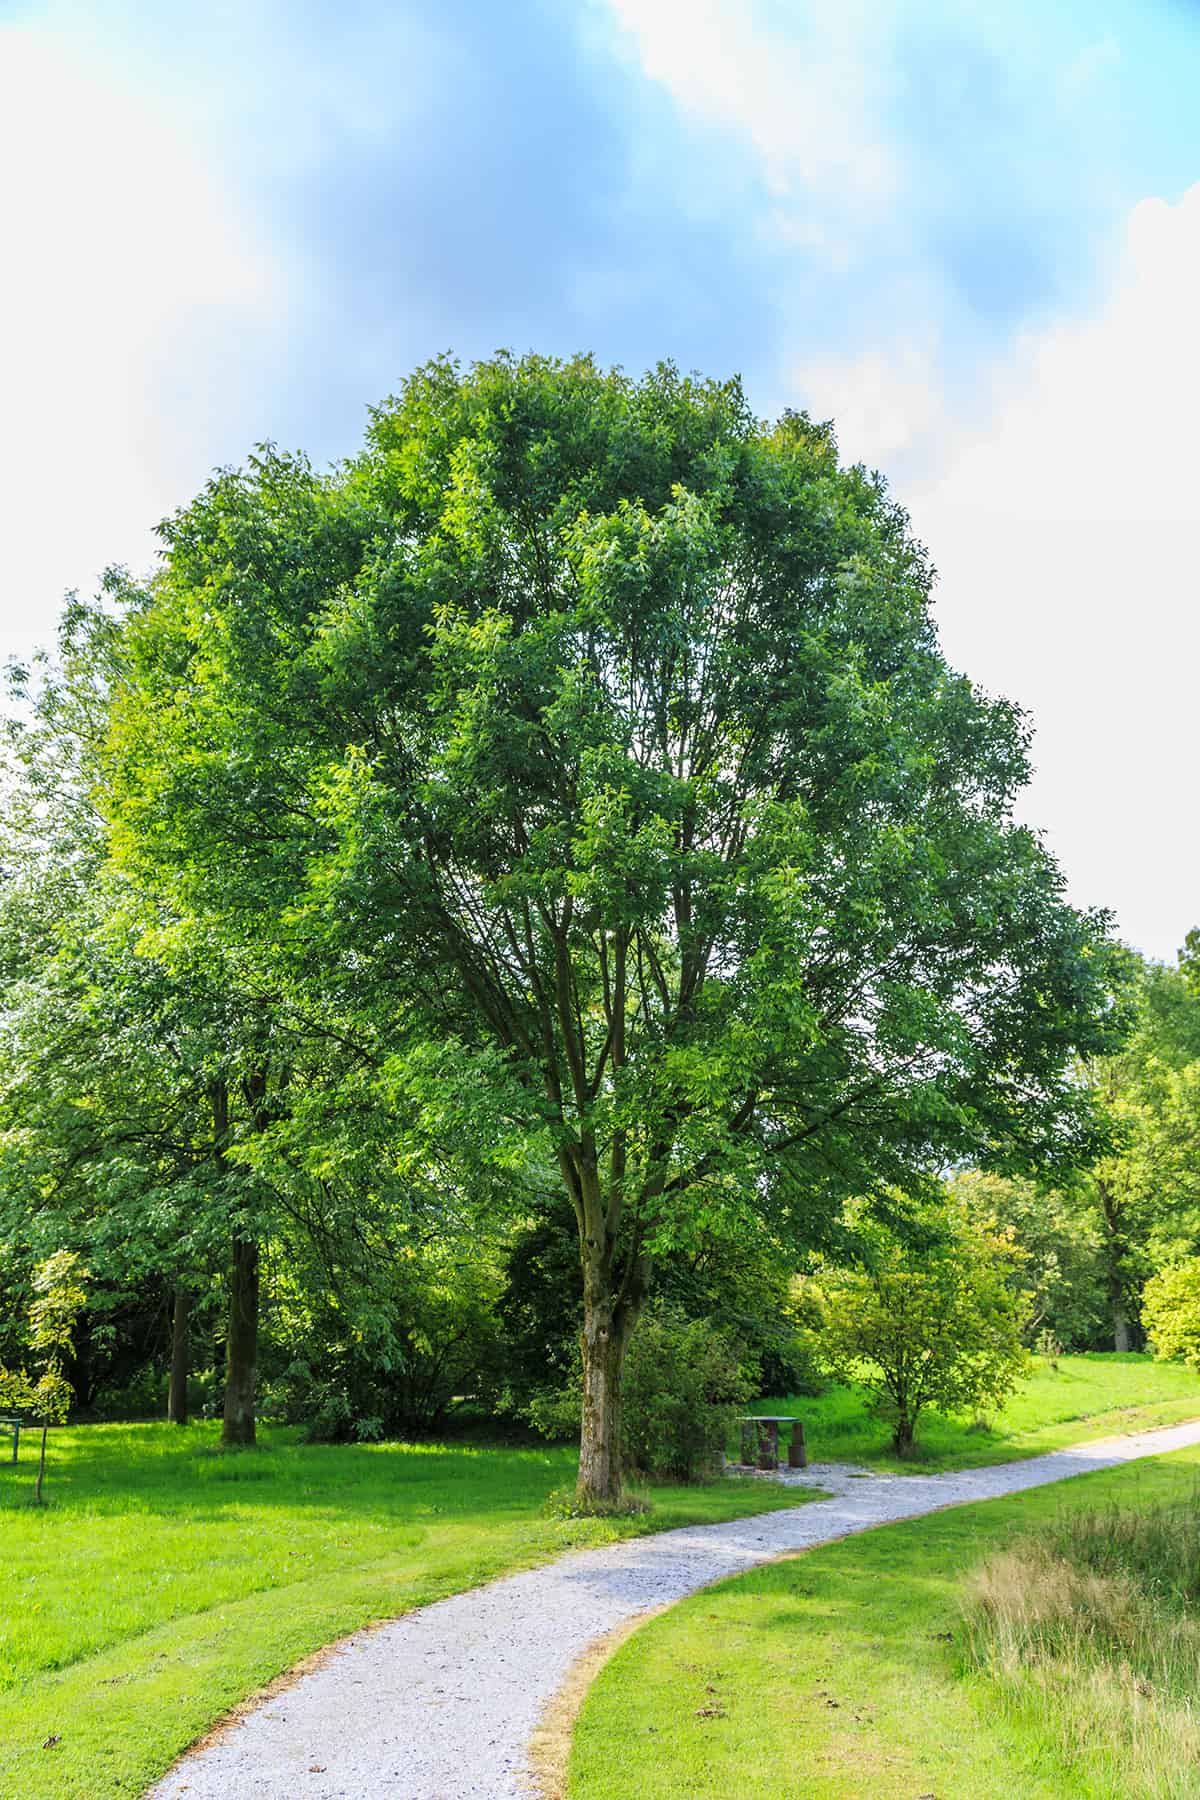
[0,27,282,657]
[606,0,896,232]
[610,0,1200,958]
[909,184,1200,960]
[791,341,948,467]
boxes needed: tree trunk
[224,1238,262,1447]
[578,1295,630,1507]
[892,1411,915,1458]
[1097,1179,1132,1353]
[214,1073,262,1449]
[223,1236,259,1446]
[168,1288,190,1425]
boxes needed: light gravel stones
[150,1416,1200,1800]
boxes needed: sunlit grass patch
[568,1443,1200,1800]
[963,1496,1200,1798]
[0,1420,808,1800]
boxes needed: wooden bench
[0,1413,21,1466]
[738,1414,806,1471]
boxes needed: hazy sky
[2,0,1198,959]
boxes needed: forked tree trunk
[168,1288,190,1425]
[223,1236,259,1447]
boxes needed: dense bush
[496,1203,585,1410]
[1141,1258,1200,1370]
[264,1245,503,1441]
[620,1303,756,1481]
[523,1300,756,1480]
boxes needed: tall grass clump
[962,1494,1200,1797]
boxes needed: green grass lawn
[0,1422,808,1800]
[7,1360,1196,1800]
[762,1351,1200,1470]
[568,1441,1200,1800]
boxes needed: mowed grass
[762,1351,1200,1470]
[0,1422,809,1800]
[568,1442,1200,1800]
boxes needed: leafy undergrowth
[0,1421,809,1800]
[963,1496,1200,1797]
[567,1444,1200,1800]
[761,1351,1200,1470]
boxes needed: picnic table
[0,1413,21,1466]
[738,1414,807,1471]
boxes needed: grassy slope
[0,1423,806,1800]
[762,1351,1200,1471]
[568,1443,1200,1800]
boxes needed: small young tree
[1141,1259,1200,1370]
[807,1205,1029,1455]
[0,1251,87,1503]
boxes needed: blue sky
[2,0,1199,957]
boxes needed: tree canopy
[22,354,1122,1500]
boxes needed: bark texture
[578,1301,632,1505]
[577,1208,646,1506]
[223,1236,259,1447]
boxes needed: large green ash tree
[107,354,1118,1505]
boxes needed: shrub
[521,1383,582,1443]
[523,1301,756,1481]
[498,1203,815,1414]
[263,1246,503,1441]
[1141,1258,1200,1370]
[620,1303,756,1482]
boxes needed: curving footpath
[150,1416,1200,1800]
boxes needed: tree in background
[103,355,1119,1505]
[950,959,1200,1356]
[952,1170,1107,1349]
[1080,958,1200,1348]
[0,605,365,1446]
[805,1201,1030,1455]
[1142,1259,1200,1370]
[0,1250,87,1502]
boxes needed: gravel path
[151,1416,1200,1800]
